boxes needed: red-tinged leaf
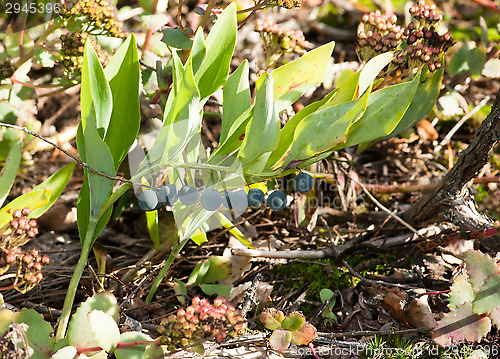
[291,322,317,345]
[269,329,292,352]
[473,272,500,314]
[433,302,491,346]
[260,308,284,330]
[449,275,474,308]
[465,250,499,291]
[281,312,306,331]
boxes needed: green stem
[55,218,98,341]
[145,235,189,304]
[199,0,218,29]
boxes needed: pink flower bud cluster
[157,296,246,351]
[256,20,309,56]
[0,208,49,293]
[276,0,303,9]
[357,2,454,73]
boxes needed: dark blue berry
[200,188,223,211]
[294,173,314,193]
[178,185,199,205]
[159,184,178,205]
[247,188,265,207]
[222,190,248,211]
[138,189,159,211]
[267,190,287,210]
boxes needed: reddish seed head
[42,256,50,265]
[21,208,31,216]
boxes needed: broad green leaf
[15,308,55,359]
[272,42,335,113]
[104,34,141,168]
[433,302,490,346]
[358,51,393,97]
[266,71,360,171]
[30,162,76,219]
[210,107,253,159]
[145,209,160,250]
[448,275,474,308]
[473,272,500,314]
[239,73,280,164]
[0,138,21,207]
[87,310,120,353]
[336,72,421,149]
[468,47,487,79]
[260,309,285,330]
[0,309,15,337]
[194,3,237,100]
[5,24,34,58]
[200,284,232,297]
[466,250,499,292]
[281,312,305,331]
[389,67,443,137]
[281,89,369,169]
[115,332,163,359]
[0,190,50,230]
[80,39,112,138]
[188,256,231,285]
[162,27,193,50]
[221,60,250,144]
[191,28,207,75]
[67,292,119,351]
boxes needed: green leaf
[272,42,335,113]
[115,332,163,359]
[221,60,250,144]
[239,73,280,164]
[358,51,393,97]
[448,275,474,308]
[191,28,207,75]
[194,2,237,100]
[337,72,421,149]
[281,312,305,331]
[104,34,141,168]
[260,308,285,330]
[320,288,337,312]
[199,284,232,297]
[162,27,193,50]
[0,309,15,337]
[210,107,253,159]
[188,256,231,285]
[30,162,76,219]
[0,190,51,230]
[433,302,491,346]
[465,250,499,292]
[388,67,443,137]
[80,39,112,138]
[473,272,500,315]
[87,310,120,353]
[67,292,119,351]
[145,210,160,250]
[15,308,55,359]
[282,90,369,168]
[468,46,487,79]
[0,138,21,207]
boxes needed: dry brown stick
[402,89,500,230]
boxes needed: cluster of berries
[357,1,455,72]
[275,0,303,9]
[138,173,314,212]
[59,32,107,78]
[0,208,49,293]
[60,0,125,38]
[157,296,246,351]
[255,20,309,56]
[0,59,14,81]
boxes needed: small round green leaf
[88,310,120,353]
